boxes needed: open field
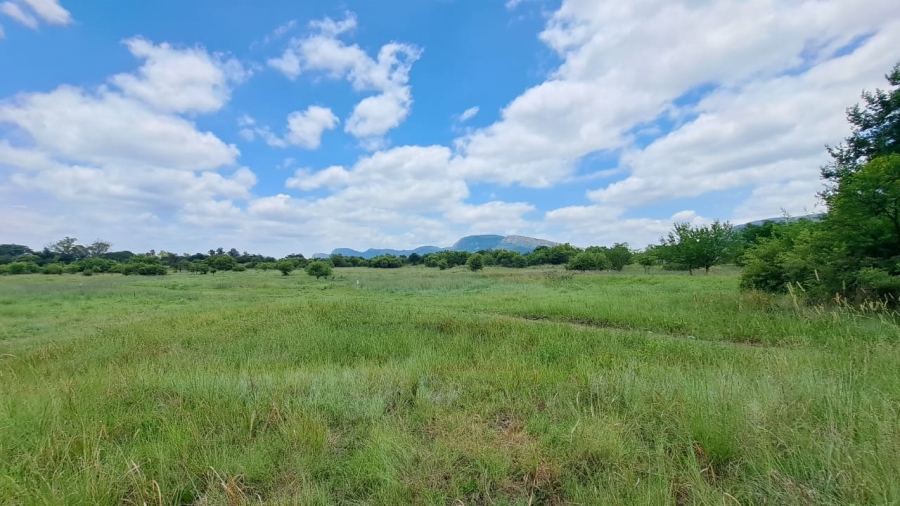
[1,267,899,505]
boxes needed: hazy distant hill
[316,234,559,259]
[734,213,823,231]
[327,246,443,259]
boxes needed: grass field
[1,267,899,505]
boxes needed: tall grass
[1,268,899,504]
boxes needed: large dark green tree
[822,62,900,194]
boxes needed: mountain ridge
[314,234,559,259]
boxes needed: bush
[466,253,485,272]
[232,264,247,272]
[190,262,210,275]
[305,261,333,279]
[275,260,295,276]
[855,267,900,301]
[567,252,611,271]
[42,264,64,275]
[7,262,40,275]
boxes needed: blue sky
[1,0,899,256]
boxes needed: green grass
[1,267,899,505]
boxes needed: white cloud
[260,19,296,46]
[17,0,69,25]
[458,106,479,123]
[286,106,339,148]
[111,37,247,114]
[732,180,823,224]
[453,0,900,193]
[269,14,421,142]
[267,50,301,79]
[544,206,710,248]
[0,37,255,252]
[237,106,338,150]
[345,87,411,139]
[285,165,350,191]
[1,2,37,28]
[0,86,239,170]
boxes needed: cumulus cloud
[238,106,339,150]
[7,0,900,256]
[453,0,900,194]
[268,13,421,144]
[111,37,247,114]
[0,37,254,249]
[286,106,339,149]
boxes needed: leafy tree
[275,260,295,276]
[102,250,135,263]
[826,154,900,260]
[407,253,423,265]
[634,247,659,273]
[86,240,111,258]
[49,237,88,262]
[369,255,404,268]
[207,255,237,271]
[566,252,611,271]
[466,253,485,271]
[494,250,527,268]
[822,62,900,193]
[0,244,33,264]
[306,261,333,279]
[587,243,632,271]
[660,221,736,274]
[190,261,210,275]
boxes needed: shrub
[466,253,485,272]
[305,261,333,279]
[7,262,40,275]
[567,252,611,271]
[42,264,64,275]
[232,264,247,272]
[275,261,294,276]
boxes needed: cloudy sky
[1,0,899,256]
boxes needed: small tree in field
[467,253,485,272]
[659,220,736,274]
[306,261,333,279]
[275,260,294,276]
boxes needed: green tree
[207,255,237,271]
[566,252,611,271]
[660,221,736,274]
[86,240,111,258]
[275,260,295,276]
[634,247,659,274]
[822,62,900,193]
[826,154,900,261]
[305,261,333,279]
[587,243,632,271]
[466,253,485,272]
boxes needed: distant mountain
[319,245,444,260]
[734,213,823,231]
[450,235,506,252]
[319,234,559,259]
